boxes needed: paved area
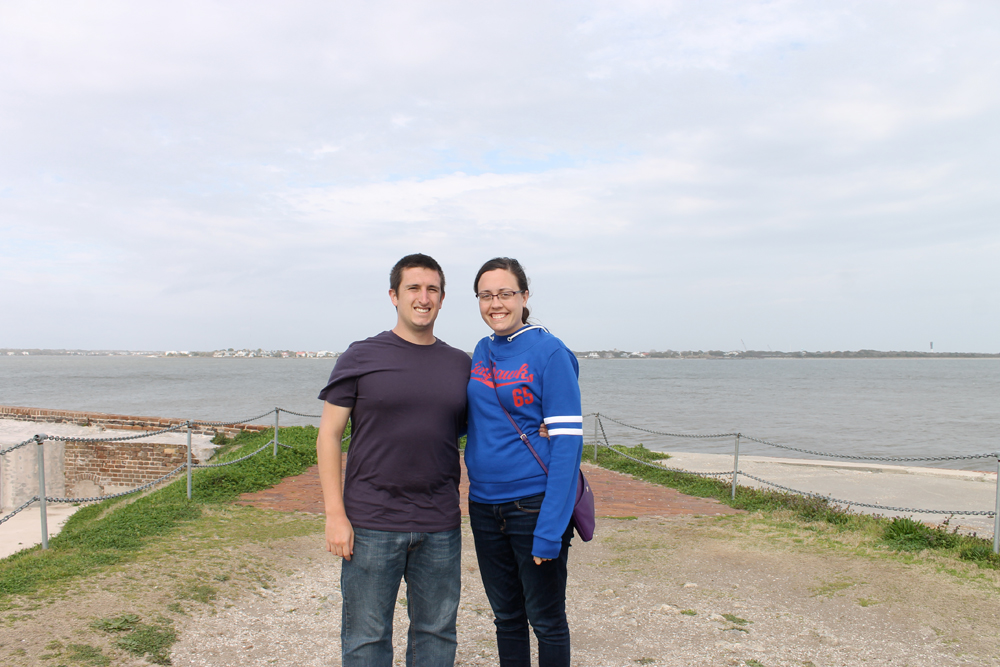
[234,458,743,518]
[664,452,999,537]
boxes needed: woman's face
[477,268,529,338]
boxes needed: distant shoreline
[577,350,1000,359]
[2,349,999,359]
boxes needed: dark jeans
[469,494,573,667]
[340,527,461,667]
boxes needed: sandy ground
[3,512,999,667]
[167,516,1000,667]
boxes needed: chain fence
[592,413,999,551]
[3,407,998,553]
[0,407,330,548]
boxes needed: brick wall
[0,405,270,439]
[63,439,193,497]
[1,405,271,504]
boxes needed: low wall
[1,405,270,509]
[0,405,270,439]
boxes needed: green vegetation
[591,443,1000,570]
[0,426,322,599]
[92,613,176,665]
[110,617,176,665]
[64,643,111,666]
[721,613,750,625]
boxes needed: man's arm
[317,402,354,560]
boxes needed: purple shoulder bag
[489,361,595,541]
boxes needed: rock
[683,582,698,588]
[600,589,616,598]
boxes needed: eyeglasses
[476,290,524,303]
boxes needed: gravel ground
[171,515,1000,667]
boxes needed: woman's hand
[538,423,550,438]
[533,556,552,565]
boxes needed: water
[579,358,999,471]
[2,356,998,471]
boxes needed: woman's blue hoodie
[465,325,584,559]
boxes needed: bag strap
[489,359,549,476]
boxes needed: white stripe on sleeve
[547,428,584,436]
[543,415,583,424]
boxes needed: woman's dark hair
[474,257,530,324]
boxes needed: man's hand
[326,514,355,561]
[539,423,550,438]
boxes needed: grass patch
[178,582,217,604]
[591,444,1000,571]
[64,643,111,666]
[0,426,322,600]
[722,613,750,625]
[91,613,140,633]
[92,614,177,666]
[680,609,696,616]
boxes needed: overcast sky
[2,1,998,353]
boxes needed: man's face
[390,266,445,334]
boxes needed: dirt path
[4,463,999,666]
[167,513,1000,667]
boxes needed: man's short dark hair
[390,253,446,294]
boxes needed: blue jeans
[469,494,573,667]
[340,527,461,667]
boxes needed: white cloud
[0,0,997,351]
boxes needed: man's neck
[392,324,437,346]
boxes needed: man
[316,253,471,667]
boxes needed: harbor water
[1,355,997,471]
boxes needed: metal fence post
[35,435,49,550]
[731,433,741,500]
[186,421,193,500]
[993,453,999,555]
[273,408,279,457]
[593,413,599,462]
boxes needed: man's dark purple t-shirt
[318,330,471,532]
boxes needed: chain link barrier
[594,414,997,519]
[738,433,993,463]
[277,408,324,419]
[599,413,995,462]
[598,414,737,440]
[1,407,329,532]
[192,440,277,468]
[43,421,189,444]
[191,408,278,427]
[44,464,189,504]
[0,437,36,456]
[0,497,40,527]
[733,471,996,517]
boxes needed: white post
[273,409,280,457]
[731,434,741,500]
[35,435,49,550]
[186,422,193,500]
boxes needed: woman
[465,257,584,667]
